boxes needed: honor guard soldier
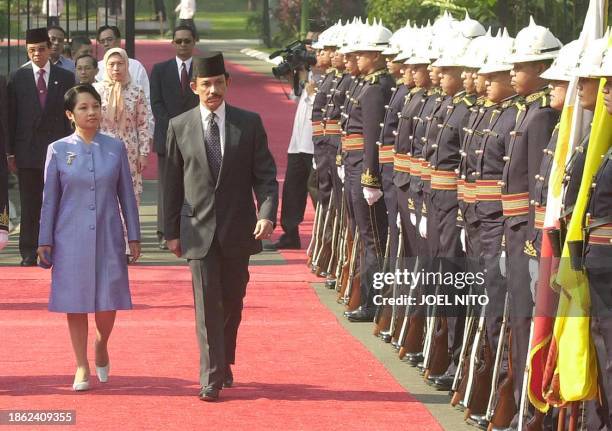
[500,18,562,429]
[425,29,486,391]
[312,23,343,212]
[378,24,414,270]
[462,32,521,429]
[583,43,612,431]
[341,20,394,322]
[528,41,583,256]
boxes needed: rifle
[306,201,322,268]
[422,260,450,379]
[397,255,426,359]
[462,311,493,419]
[336,225,353,302]
[485,291,516,430]
[518,316,535,431]
[325,191,343,288]
[313,190,335,276]
[451,305,479,408]
[342,229,361,311]
[374,227,397,337]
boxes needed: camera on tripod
[270,40,317,78]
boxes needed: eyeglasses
[174,38,193,45]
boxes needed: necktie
[37,69,47,108]
[180,62,189,95]
[204,112,222,181]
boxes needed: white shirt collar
[176,56,193,71]
[32,61,51,76]
[200,101,226,123]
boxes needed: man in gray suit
[6,28,74,265]
[164,53,278,401]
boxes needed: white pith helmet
[508,16,562,64]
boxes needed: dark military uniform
[312,68,340,208]
[393,86,428,259]
[472,95,519,353]
[500,87,559,419]
[343,69,394,311]
[427,91,475,378]
[325,71,353,211]
[583,144,612,430]
[378,78,410,268]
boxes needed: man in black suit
[6,28,75,265]
[150,25,199,249]
[164,53,278,401]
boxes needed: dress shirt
[287,72,314,154]
[200,101,226,156]
[31,61,51,87]
[54,55,76,73]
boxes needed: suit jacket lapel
[217,104,241,189]
[43,66,59,115]
[25,66,43,115]
[189,107,215,188]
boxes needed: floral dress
[93,82,153,203]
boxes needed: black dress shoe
[405,352,423,366]
[158,239,168,250]
[467,414,488,430]
[325,278,336,289]
[379,331,392,343]
[199,386,220,401]
[416,361,426,375]
[223,366,233,388]
[425,373,441,386]
[272,235,301,250]
[432,373,455,391]
[20,257,37,267]
[346,307,375,322]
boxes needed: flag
[550,36,612,402]
[528,0,608,410]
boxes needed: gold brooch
[66,152,77,165]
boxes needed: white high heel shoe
[72,370,90,391]
[96,363,110,383]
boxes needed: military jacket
[311,69,337,123]
[528,125,559,252]
[392,87,427,188]
[501,87,559,225]
[324,72,352,122]
[473,95,519,219]
[561,128,591,218]
[344,69,394,188]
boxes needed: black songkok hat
[193,52,227,78]
[26,28,50,44]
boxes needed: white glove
[363,187,383,206]
[418,216,427,238]
[460,228,466,252]
[528,257,539,301]
[499,250,507,278]
[0,231,7,251]
[396,213,402,229]
[337,166,345,183]
[409,212,417,227]
[312,157,317,170]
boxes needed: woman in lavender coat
[37,84,141,391]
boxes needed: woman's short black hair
[64,84,102,112]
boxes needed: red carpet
[0,41,443,430]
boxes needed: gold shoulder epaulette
[364,69,387,84]
[396,77,405,86]
[326,67,337,75]
[361,169,381,188]
[462,93,476,107]
[484,99,496,108]
[526,87,550,106]
[411,86,421,94]
[452,91,466,105]
[476,96,486,106]
[408,198,415,211]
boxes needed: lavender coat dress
[39,132,140,313]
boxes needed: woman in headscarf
[94,48,152,208]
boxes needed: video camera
[270,40,317,79]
